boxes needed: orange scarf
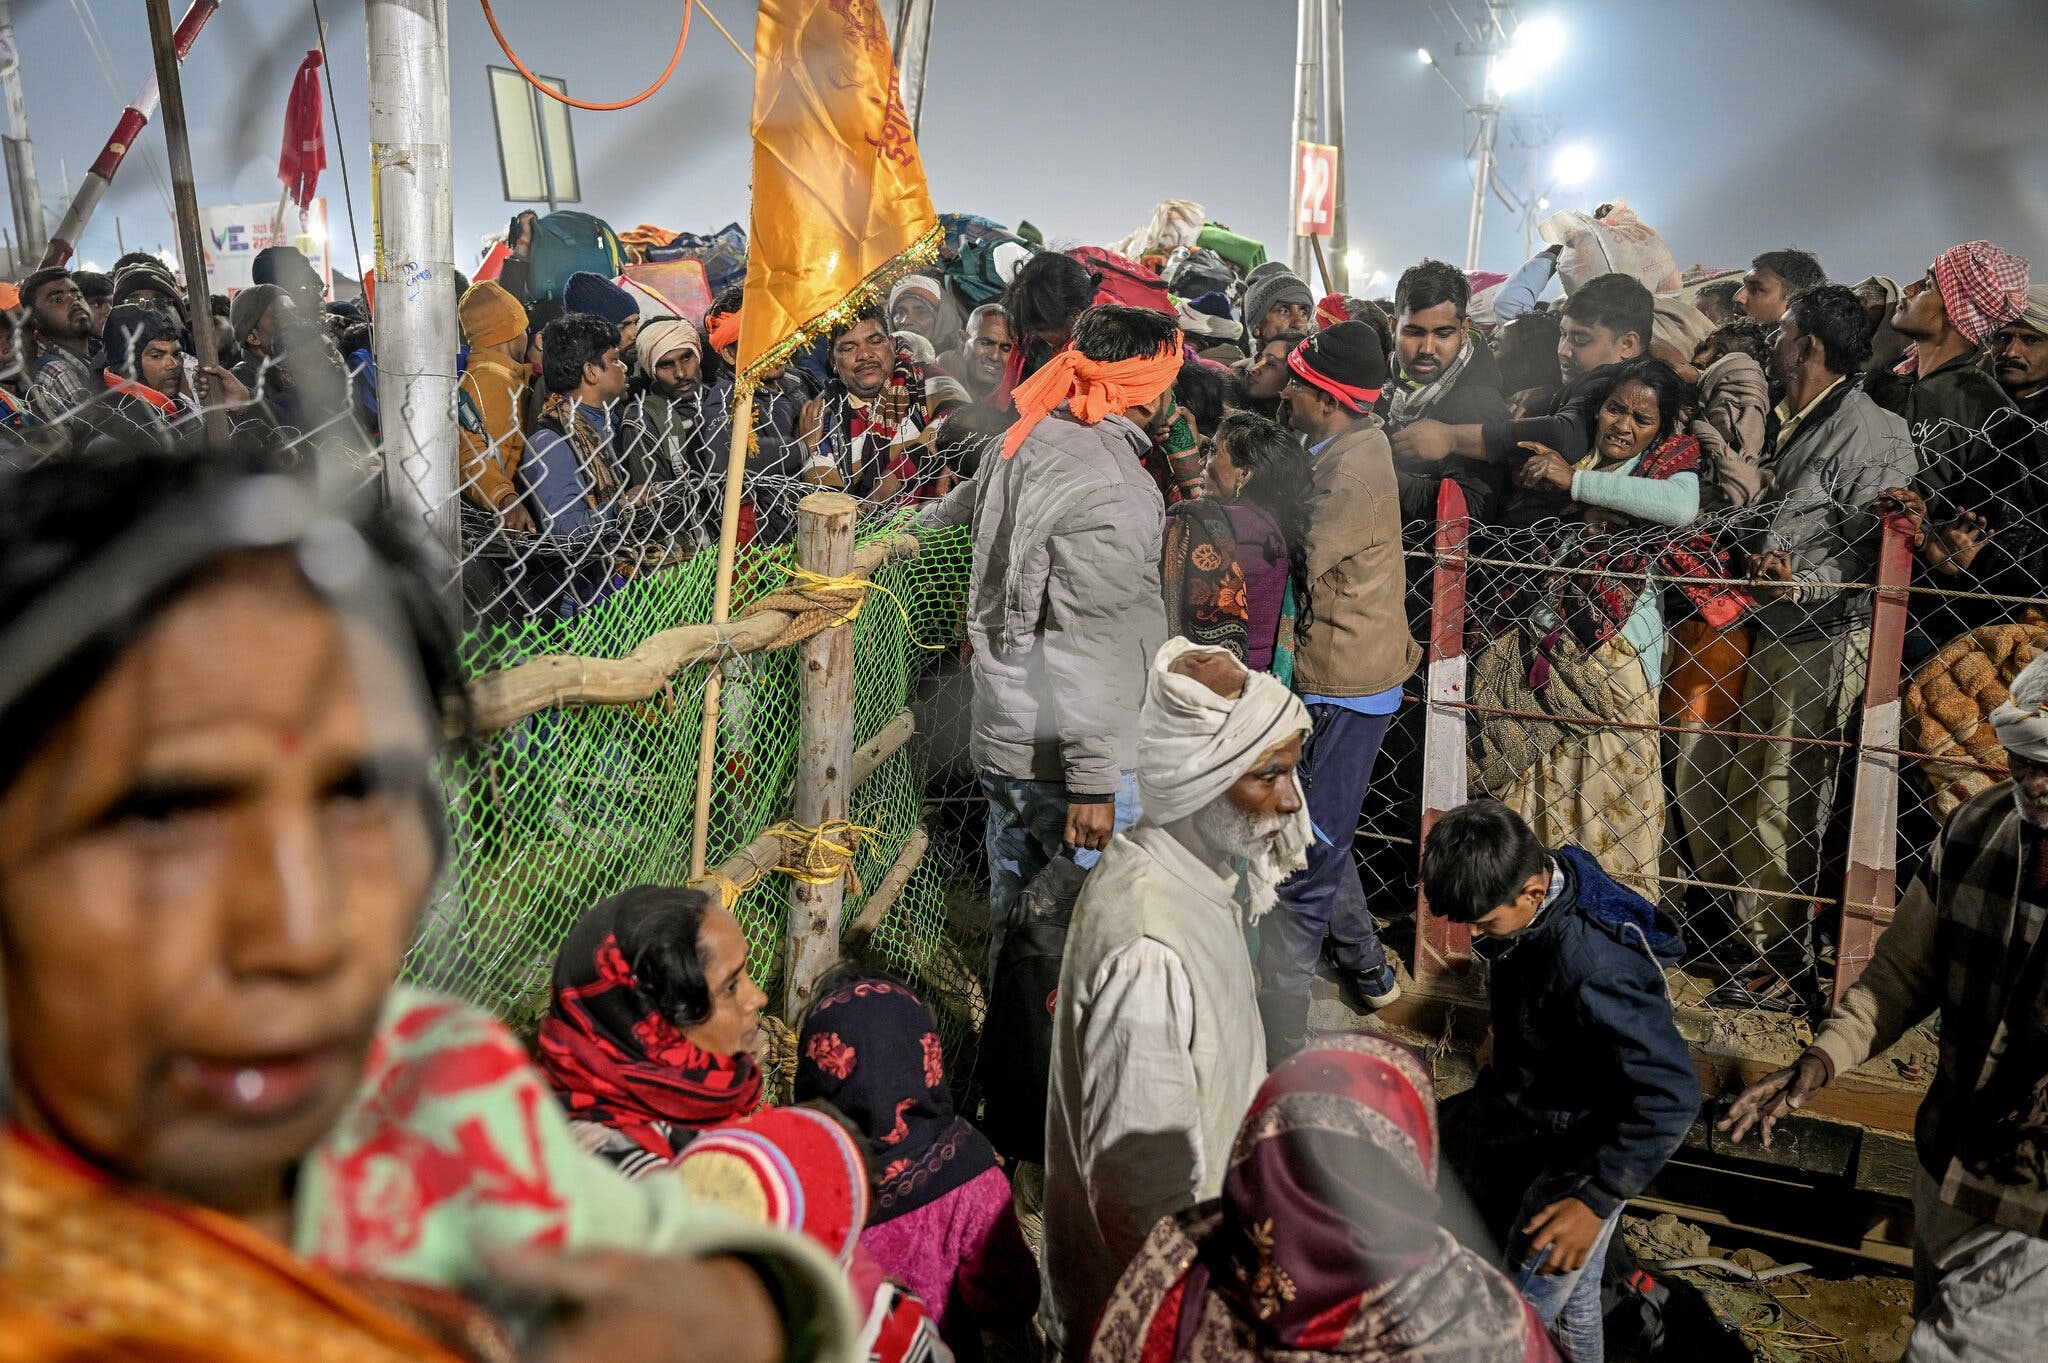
[0,1128,465,1363]
[1000,343,1184,458]
[706,309,743,354]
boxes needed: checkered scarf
[1934,240,2032,346]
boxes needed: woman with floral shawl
[1089,1033,1557,1363]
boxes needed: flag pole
[689,387,755,879]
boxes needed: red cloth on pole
[279,50,327,217]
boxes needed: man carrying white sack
[1039,638,1311,1362]
[1722,651,2048,1363]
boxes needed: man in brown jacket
[1259,323,1422,1062]
[457,281,535,533]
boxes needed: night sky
[7,0,2045,289]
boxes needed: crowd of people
[2,198,2046,1363]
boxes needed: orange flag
[736,0,940,391]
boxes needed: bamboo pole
[469,533,919,733]
[690,387,756,879]
[689,708,916,903]
[841,827,929,957]
[143,0,227,448]
[784,491,860,1017]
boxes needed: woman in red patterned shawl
[1089,1033,1557,1363]
[537,886,769,1178]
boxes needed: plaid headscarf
[1933,240,2032,346]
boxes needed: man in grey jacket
[1689,285,1916,1013]
[963,304,1181,971]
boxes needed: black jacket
[1483,363,1627,527]
[1390,340,1512,527]
[1870,353,2037,639]
[1471,846,1700,1218]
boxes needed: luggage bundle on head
[526,210,627,307]
[644,222,751,298]
[978,853,1088,1165]
[934,212,1037,311]
[1196,223,1268,276]
[1070,245,1174,315]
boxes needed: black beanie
[101,304,179,380]
[1290,320,1388,411]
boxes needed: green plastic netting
[402,517,984,1046]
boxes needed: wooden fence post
[1835,512,1915,1003]
[784,491,859,1015]
[1412,479,1472,989]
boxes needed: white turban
[2020,284,2048,336]
[635,316,702,377]
[1992,653,2048,762]
[1140,638,1314,919]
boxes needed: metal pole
[1414,478,1473,988]
[893,0,935,137]
[1319,0,1348,295]
[144,0,228,448]
[40,0,218,268]
[367,0,460,562]
[1464,103,1496,273]
[1287,0,1319,281]
[531,84,558,215]
[0,0,47,261]
[784,490,859,1016]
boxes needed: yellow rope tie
[764,818,878,897]
[702,869,754,911]
[776,564,948,653]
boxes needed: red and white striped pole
[1413,479,1473,989]
[1835,512,1916,1002]
[39,0,219,269]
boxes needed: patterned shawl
[1483,433,1749,653]
[535,393,620,504]
[535,895,762,1163]
[1089,1034,1553,1363]
[793,977,998,1225]
[1162,499,1252,663]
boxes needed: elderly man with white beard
[1038,638,1310,1362]
[1722,650,2048,1363]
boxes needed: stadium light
[1553,142,1597,187]
[1344,249,1365,281]
[1417,47,1433,66]
[1491,13,1567,96]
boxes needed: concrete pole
[784,491,860,1018]
[1320,0,1349,295]
[0,0,47,261]
[367,0,459,563]
[892,0,935,137]
[1287,0,1320,282]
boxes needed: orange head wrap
[1000,341,1184,458]
[707,309,742,353]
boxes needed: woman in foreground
[0,447,851,1362]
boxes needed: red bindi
[278,730,303,756]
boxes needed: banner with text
[198,198,331,294]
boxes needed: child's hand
[1522,1197,1606,1275]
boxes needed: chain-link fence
[12,302,2044,1066]
[1402,408,2046,1056]
[4,312,992,1053]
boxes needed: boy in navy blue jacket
[1425,799,1700,1363]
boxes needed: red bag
[1069,246,1173,315]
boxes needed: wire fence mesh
[9,298,2045,1071]
[1401,406,2045,1056]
